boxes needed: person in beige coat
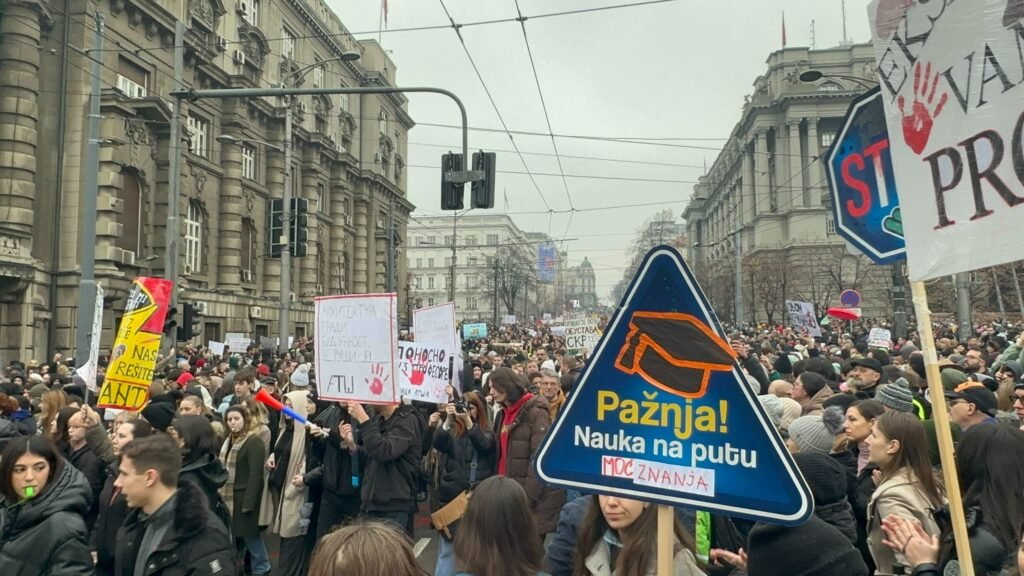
[864,412,945,576]
[263,391,312,576]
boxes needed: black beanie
[141,402,176,433]
[793,452,848,505]
[773,354,793,375]
[747,516,868,576]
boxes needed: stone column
[754,129,770,215]
[263,146,284,297]
[328,165,348,294]
[217,140,243,291]
[299,166,320,296]
[741,144,754,225]
[353,194,369,294]
[787,119,803,209]
[806,118,822,206]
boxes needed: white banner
[413,302,458,351]
[225,332,249,353]
[397,340,450,403]
[565,317,600,353]
[868,327,892,349]
[869,0,1024,280]
[76,284,104,393]
[315,294,399,404]
[501,314,517,325]
[785,300,822,338]
[208,341,225,356]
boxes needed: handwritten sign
[315,293,399,404]
[413,302,457,351]
[868,327,892,349]
[397,340,450,403]
[501,315,517,325]
[462,323,488,340]
[785,300,822,338]
[224,332,249,353]
[565,316,600,353]
[208,341,225,356]
[98,277,173,410]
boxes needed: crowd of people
[0,318,1022,576]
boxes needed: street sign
[825,87,906,265]
[535,246,813,525]
[840,289,861,308]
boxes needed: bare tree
[744,251,789,324]
[484,246,531,316]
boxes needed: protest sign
[550,325,566,337]
[75,284,105,394]
[501,315,516,325]
[462,323,487,340]
[412,302,457,351]
[315,294,399,404]
[225,332,249,353]
[868,0,1024,280]
[565,316,600,353]
[536,246,812,525]
[98,278,173,410]
[543,313,552,323]
[397,340,450,403]
[785,300,822,338]
[208,341,226,356]
[868,328,892,349]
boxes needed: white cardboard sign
[315,294,399,404]
[413,302,458,352]
[397,340,451,403]
[785,300,822,338]
[868,327,892,349]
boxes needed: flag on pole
[782,11,787,47]
[382,0,389,28]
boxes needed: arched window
[184,200,205,273]
[117,170,143,257]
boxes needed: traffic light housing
[177,303,203,341]
[471,151,496,209]
[441,153,465,210]
[268,199,285,257]
[292,198,309,258]
[163,307,178,339]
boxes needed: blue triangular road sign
[536,246,813,526]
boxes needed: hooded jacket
[0,418,21,452]
[180,451,231,532]
[306,403,364,498]
[358,403,425,513]
[0,459,94,575]
[115,479,236,576]
[432,420,497,505]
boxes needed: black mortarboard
[615,312,737,398]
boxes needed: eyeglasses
[1013,395,1024,405]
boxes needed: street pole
[1011,264,1024,317]
[892,263,908,339]
[279,96,293,354]
[955,273,973,337]
[493,259,499,324]
[162,21,185,359]
[992,269,1006,318]
[734,220,743,326]
[74,12,103,365]
[449,211,457,302]
[387,194,395,292]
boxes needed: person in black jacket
[115,433,236,576]
[343,400,424,535]
[0,435,94,575]
[55,407,104,530]
[731,338,771,394]
[93,418,154,576]
[174,415,231,531]
[307,401,364,539]
[432,391,496,576]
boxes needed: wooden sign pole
[657,505,673,575]
[910,281,974,574]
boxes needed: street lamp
[798,70,876,89]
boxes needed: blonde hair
[308,520,427,576]
[40,389,69,439]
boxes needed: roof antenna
[841,0,849,45]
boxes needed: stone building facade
[564,257,597,311]
[682,43,892,324]
[0,0,414,361]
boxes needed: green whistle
[23,486,35,499]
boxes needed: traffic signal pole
[280,95,293,354]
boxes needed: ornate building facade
[0,0,414,360]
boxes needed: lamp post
[797,70,876,89]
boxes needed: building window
[444,235,454,246]
[468,256,478,267]
[312,56,324,88]
[818,81,842,92]
[428,297,435,307]
[238,0,259,25]
[116,170,143,256]
[468,297,478,310]
[415,276,422,289]
[486,234,498,246]
[415,258,422,268]
[316,182,326,213]
[241,144,256,180]
[444,257,452,267]
[379,109,388,135]
[826,218,836,235]
[466,275,478,289]
[428,276,435,290]
[429,235,439,245]
[116,58,148,98]
[465,236,477,246]
[186,114,210,158]
[282,27,296,60]
[445,276,451,290]
[339,93,349,112]
[184,200,204,273]
[417,237,429,246]
[821,131,836,148]
[241,218,256,277]
[428,258,434,268]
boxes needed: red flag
[782,11,787,47]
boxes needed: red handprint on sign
[410,368,425,386]
[365,363,388,396]
[898,61,948,155]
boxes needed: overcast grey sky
[331,0,871,301]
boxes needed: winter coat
[0,418,21,452]
[0,459,94,575]
[545,495,591,576]
[7,410,35,437]
[935,505,1017,576]
[179,452,231,532]
[853,461,879,574]
[740,354,771,395]
[66,443,104,529]
[801,385,835,416]
[582,535,705,576]
[432,422,496,505]
[358,404,425,513]
[115,479,237,576]
[85,422,116,468]
[793,452,858,544]
[306,404,364,498]
[494,394,565,535]
[94,463,128,576]
[867,468,944,576]
[222,434,266,538]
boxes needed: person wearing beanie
[757,395,783,430]
[940,367,969,392]
[822,393,858,414]
[289,363,310,388]
[786,415,834,455]
[876,382,916,414]
[777,397,802,432]
[793,452,858,544]
[176,372,195,388]
[717,515,868,576]
[773,354,794,381]
[141,401,177,433]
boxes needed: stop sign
[824,87,907,265]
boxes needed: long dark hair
[173,415,219,461]
[0,436,63,502]
[956,424,1024,550]
[454,476,543,576]
[488,368,527,406]
[453,391,490,438]
[53,407,79,453]
[573,495,699,576]
[874,411,943,506]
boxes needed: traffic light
[177,303,203,341]
[441,153,465,210]
[268,199,285,257]
[471,151,496,209]
[292,198,309,258]
[163,307,178,339]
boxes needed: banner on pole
[98,278,173,410]
[413,302,458,351]
[315,293,399,404]
[785,300,822,338]
[868,0,1024,280]
[76,284,105,393]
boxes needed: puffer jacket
[0,459,94,575]
[358,404,425,513]
[494,393,565,534]
[0,418,21,452]
[94,462,127,576]
[935,505,1017,576]
[179,451,231,532]
[433,421,496,505]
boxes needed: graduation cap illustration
[614,311,737,398]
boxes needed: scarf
[857,440,871,474]
[498,393,533,475]
[547,390,566,422]
[219,432,253,517]
[270,391,310,538]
